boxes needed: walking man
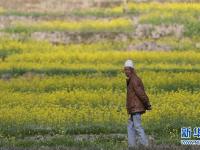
[124,59,152,149]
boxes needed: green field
[0,1,200,150]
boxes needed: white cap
[124,59,134,68]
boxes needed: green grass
[0,134,128,150]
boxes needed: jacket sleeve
[131,77,151,108]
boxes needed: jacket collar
[126,74,132,86]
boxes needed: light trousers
[127,112,149,148]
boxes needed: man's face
[124,67,133,78]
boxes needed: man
[124,59,152,148]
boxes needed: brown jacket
[126,72,151,114]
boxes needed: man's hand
[144,102,152,110]
[146,106,152,111]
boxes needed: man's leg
[127,117,136,148]
[132,113,149,147]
